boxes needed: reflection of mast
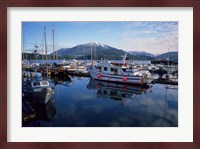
[120,98,126,109]
[163,84,178,112]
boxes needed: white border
[7,7,193,142]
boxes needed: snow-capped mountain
[51,42,136,60]
[52,42,177,60]
[82,42,110,48]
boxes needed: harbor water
[23,76,178,127]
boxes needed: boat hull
[88,69,147,85]
[24,89,54,104]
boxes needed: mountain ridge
[155,51,178,60]
[51,42,137,60]
[51,42,178,60]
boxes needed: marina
[22,59,178,127]
[22,22,178,127]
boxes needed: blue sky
[22,22,178,55]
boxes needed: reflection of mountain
[87,79,151,100]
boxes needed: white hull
[88,69,148,85]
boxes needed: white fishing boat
[88,53,150,85]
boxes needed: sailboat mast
[44,24,48,78]
[56,51,58,60]
[22,23,25,61]
[167,48,170,75]
[168,48,169,67]
[123,52,127,64]
[91,44,92,62]
[42,43,44,61]
[52,24,55,61]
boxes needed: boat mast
[44,24,48,78]
[91,44,93,63]
[42,27,45,61]
[167,48,170,74]
[168,48,170,67]
[123,52,127,64]
[22,23,25,62]
[56,51,58,60]
[52,24,55,61]
[42,43,44,61]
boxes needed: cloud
[120,22,178,54]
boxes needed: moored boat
[23,78,54,104]
[88,59,150,85]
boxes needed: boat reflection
[32,99,56,121]
[22,99,56,126]
[87,79,152,101]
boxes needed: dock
[152,79,178,85]
[67,71,90,77]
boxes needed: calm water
[23,76,178,127]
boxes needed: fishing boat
[22,25,54,104]
[23,78,54,104]
[88,53,150,85]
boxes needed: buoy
[97,74,102,78]
[122,76,127,81]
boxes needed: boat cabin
[31,80,50,88]
[96,61,126,75]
